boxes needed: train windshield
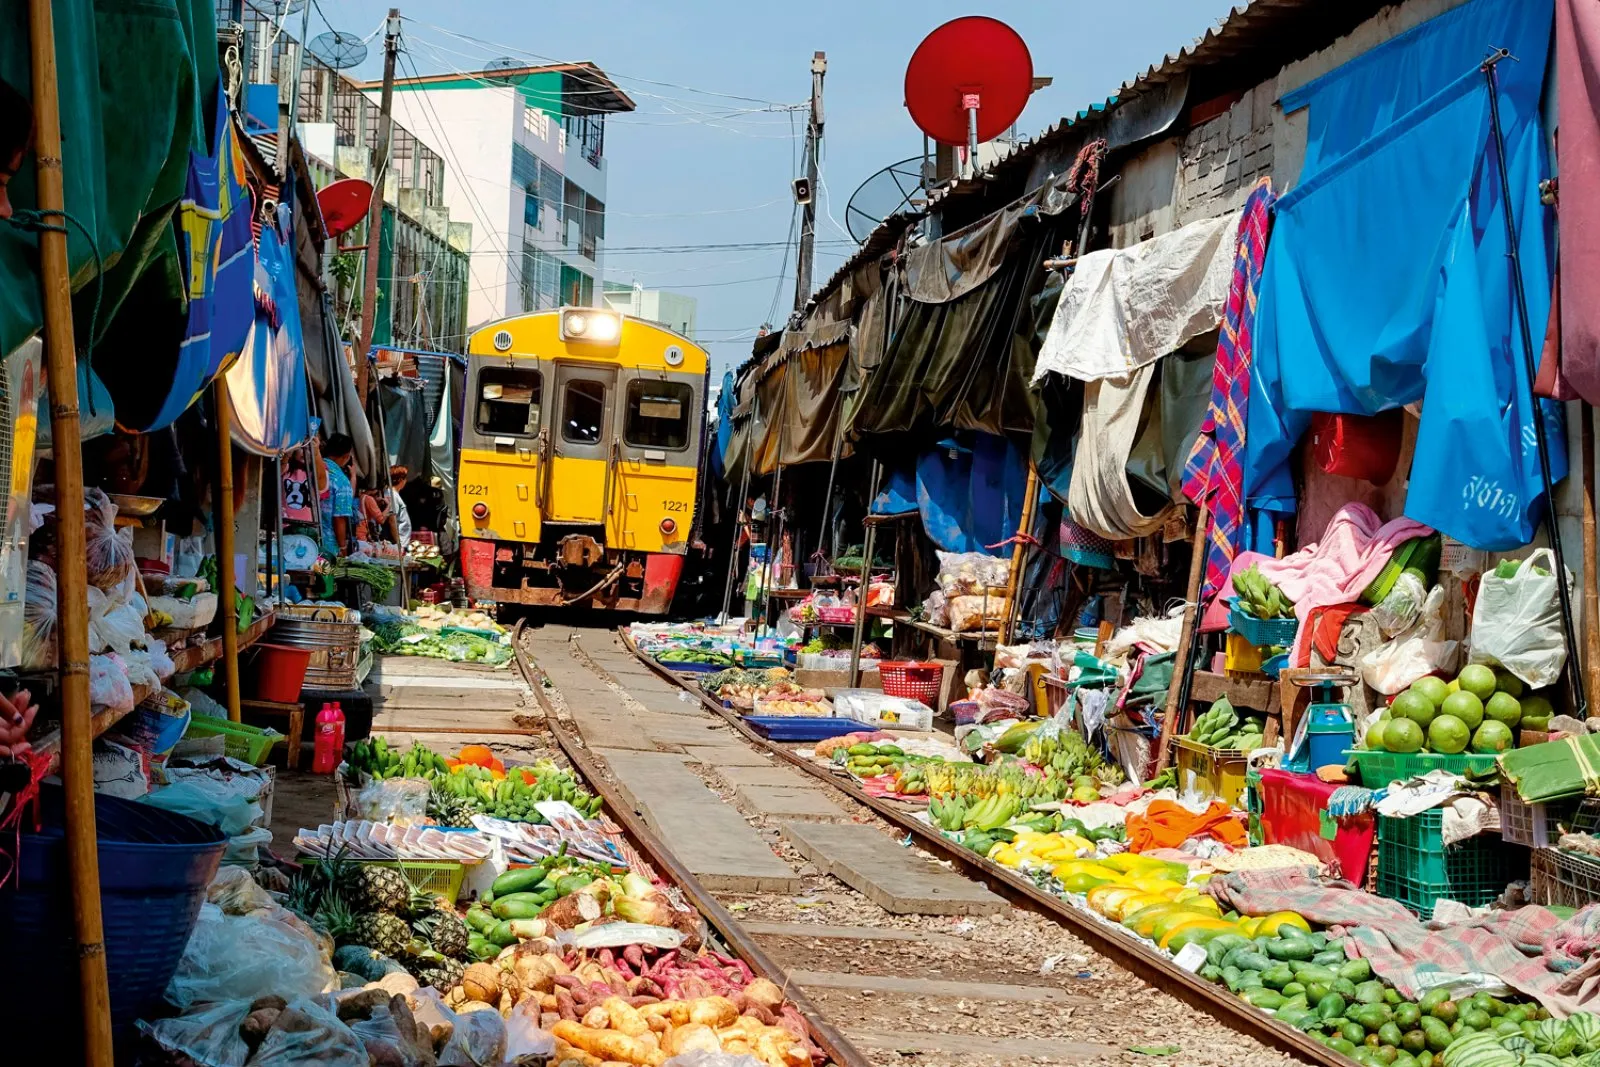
[476,367,542,436]
[624,380,692,450]
[562,379,607,444]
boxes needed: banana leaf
[1500,735,1600,803]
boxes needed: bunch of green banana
[1234,563,1295,619]
[347,738,451,780]
[1186,697,1266,751]
[928,796,967,832]
[960,794,1020,831]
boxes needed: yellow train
[457,307,708,613]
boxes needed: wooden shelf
[32,610,277,772]
[1188,670,1280,715]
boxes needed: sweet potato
[688,996,739,1028]
[556,990,579,1021]
[550,1020,667,1066]
[743,977,784,1010]
[661,1023,720,1057]
[238,1008,280,1047]
[247,994,288,1014]
[582,1005,609,1028]
[742,1001,778,1026]
[601,996,648,1037]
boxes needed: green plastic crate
[1346,749,1499,787]
[303,859,465,903]
[1377,810,1527,916]
[183,713,283,765]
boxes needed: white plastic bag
[934,550,1010,597]
[88,653,135,711]
[20,560,57,668]
[1469,548,1572,688]
[165,902,337,1010]
[1361,586,1461,695]
[1371,572,1427,638]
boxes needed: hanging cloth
[1034,210,1239,383]
[1550,0,1600,403]
[1181,178,1277,606]
[1066,365,1174,541]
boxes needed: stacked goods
[466,868,698,957]
[326,559,398,597]
[700,667,823,710]
[830,740,907,781]
[940,812,1126,865]
[345,740,604,822]
[1365,666,1553,756]
[1234,564,1296,620]
[1188,698,1267,750]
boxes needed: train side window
[624,380,693,450]
[476,367,542,436]
[562,379,607,444]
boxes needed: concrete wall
[388,88,519,329]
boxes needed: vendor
[389,465,412,546]
[318,433,357,557]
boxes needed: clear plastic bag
[1371,572,1427,638]
[138,999,254,1066]
[921,589,949,627]
[1360,585,1461,695]
[949,593,1008,633]
[934,550,1010,597]
[20,560,57,668]
[411,987,510,1066]
[89,653,135,711]
[664,1051,768,1067]
[176,535,206,579]
[353,776,431,821]
[84,487,137,592]
[249,996,367,1066]
[165,902,337,1010]
[207,865,277,915]
[88,584,147,654]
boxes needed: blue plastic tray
[744,716,863,742]
[654,659,729,674]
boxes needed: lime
[1484,691,1522,728]
[1493,670,1524,698]
[1446,679,1460,694]
[1365,720,1389,751]
[1392,689,1437,727]
[1411,675,1449,710]
[1441,690,1484,730]
[1428,714,1470,754]
[1457,664,1498,701]
[1471,721,1514,754]
[1521,693,1556,724]
[1384,718,1425,754]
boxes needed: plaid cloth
[1182,177,1278,606]
[1206,866,1600,1015]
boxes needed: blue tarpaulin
[870,462,919,516]
[865,434,1026,555]
[713,369,735,479]
[225,210,309,455]
[1246,0,1563,551]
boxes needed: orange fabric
[1126,799,1247,853]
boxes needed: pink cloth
[1555,0,1600,404]
[1254,504,1432,666]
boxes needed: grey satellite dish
[845,157,928,243]
[265,0,307,15]
[484,57,522,85]
[308,30,368,70]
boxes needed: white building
[602,282,697,340]
[368,62,635,329]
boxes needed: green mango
[1266,937,1317,962]
[1349,1004,1393,1033]
[1260,963,1296,990]
[1304,981,1330,1003]
[1419,1017,1453,1052]
[1393,1004,1421,1029]
[1294,964,1341,987]
[1330,1038,1358,1056]
[1430,1000,1459,1025]
[1355,980,1388,1005]
[1418,989,1451,1013]
[1401,1029,1427,1054]
[1340,1021,1366,1045]
[1243,988,1286,1011]
[1318,994,1348,1022]
[1378,1022,1404,1048]
[1334,978,1360,1000]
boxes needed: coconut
[460,962,501,1004]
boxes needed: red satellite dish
[904,16,1033,147]
[317,177,374,240]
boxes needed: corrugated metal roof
[799,0,1395,318]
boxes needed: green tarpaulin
[0,0,215,376]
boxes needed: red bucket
[248,644,313,704]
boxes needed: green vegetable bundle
[330,560,398,597]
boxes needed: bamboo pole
[848,460,884,688]
[998,464,1040,646]
[28,0,114,1059]
[1157,503,1211,773]
[215,378,242,722]
[1583,406,1600,712]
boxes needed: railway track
[513,620,1315,1067]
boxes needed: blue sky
[322,1,1241,371]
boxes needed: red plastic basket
[878,661,942,704]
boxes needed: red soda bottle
[312,702,346,774]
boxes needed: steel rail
[510,622,874,1067]
[612,626,1343,1067]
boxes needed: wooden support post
[1583,406,1600,712]
[1157,504,1210,773]
[28,0,114,1059]
[215,378,242,722]
[998,464,1040,646]
[356,9,400,402]
[848,461,884,688]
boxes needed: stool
[240,699,305,770]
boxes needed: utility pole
[792,51,826,313]
[357,8,400,403]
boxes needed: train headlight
[472,502,490,521]
[659,517,678,536]
[560,307,621,346]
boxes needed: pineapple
[318,890,360,946]
[343,864,411,913]
[408,949,466,993]
[352,911,412,957]
[413,908,470,960]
